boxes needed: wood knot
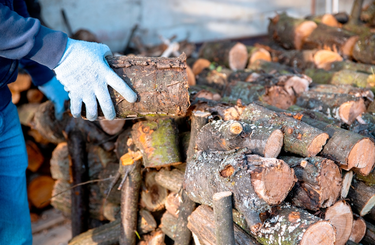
[288,211,300,223]
[220,164,235,178]
[287,127,294,134]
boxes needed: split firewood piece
[309,84,374,101]
[280,156,341,211]
[186,65,196,86]
[114,128,132,159]
[187,205,259,245]
[68,219,121,245]
[192,58,211,75]
[352,31,375,65]
[256,204,335,245]
[185,149,296,233]
[7,72,32,93]
[268,13,318,50]
[259,102,375,172]
[140,230,166,245]
[349,214,366,243]
[198,41,248,70]
[138,209,157,235]
[160,211,178,240]
[239,103,329,157]
[106,54,189,118]
[141,170,168,212]
[213,192,235,245]
[324,200,353,245]
[26,140,44,172]
[196,120,283,158]
[99,119,125,135]
[174,190,196,245]
[196,67,232,90]
[296,91,367,125]
[119,152,142,245]
[247,46,271,65]
[50,142,70,181]
[348,179,375,217]
[26,88,44,103]
[154,168,184,193]
[27,175,55,209]
[341,171,354,199]
[132,119,181,168]
[165,192,180,218]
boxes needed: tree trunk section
[174,190,196,245]
[348,179,375,217]
[140,170,168,212]
[349,214,366,243]
[213,192,235,245]
[154,168,184,193]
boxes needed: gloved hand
[53,38,137,121]
[38,76,69,120]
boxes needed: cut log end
[325,201,353,245]
[249,48,271,64]
[349,214,366,243]
[99,119,126,135]
[341,171,354,199]
[228,43,248,70]
[264,129,283,158]
[295,21,318,50]
[360,195,375,216]
[300,221,336,245]
[313,50,343,70]
[342,36,360,57]
[321,14,341,27]
[320,159,342,208]
[348,138,375,170]
[339,99,366,125]
[192,58,211,75]
[229,122,243,135]
[186,65,196,86]
[307,133,329,157]
[212,191,232,201]
[250,157,296,205]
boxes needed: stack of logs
[23,0,375,244]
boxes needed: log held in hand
[103,54,190,119]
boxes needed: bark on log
[309,84,374,101]
[105,54,189,118]
[196,68,232,90]
[138,209,157,235]
[120,155,142,245]
[174,190,196,245]
[160,212,178,240]
[324,200,353,245]
[248,60,297,74]
[268,12,318,50]
[140,170,168,212]
[307,14,341,27]
[257,204,335,245]
[187,205,260,245]
[199,41,248,70]
[196,120,283,158]
[280,156,341,210]
[213,192,235,245]
[362,221,375,245]
[349,214,366,243]
[239,103,329,157]
[154,168,184,193]
[348,179,375,217]
[296,91,367,125]
[132,119,181,168]
[330,60,375,74]
[114,128,132,159]
[185,149,296,233]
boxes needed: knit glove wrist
[53,38,137,121]
[38,76,69,120]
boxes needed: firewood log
[185,149,296,233]
[248,60,297,74]
[213,192,235,245]
[268,13,318,50]
[362,1,375,26]
[165,192,179,218]
[192,58,211,75]
[27,174,54,209]
[132,119,181,168]
[348,179,375,217]
[99,119,126,135]
[309,84,374,101]
[98,163,121,205]
[196,120,283,158]
[324,200,353,245]
[280,156,341,210]
[187,205,259,245]
[138,209,157,235]
[26,140,44,172]
[287,105,341,126]
[196,67,232,90]
[26,88,44,103]
[10,89,20,104]
[352,34,375,64]
[114,128,132,159]
[160,212,178,240]
[50,142,70,181]
[341,171,354,199]
[174,190,196,245]
[349,214,366,243]
[362,221,375,245]
[247,46,271,65]
[296,91,367,125]
[105,54,189,119]
[199,41,248,70]
[140,170,168,212]
[330,60,375,74]
[256,204,336,244]
[154,168,184,193]
[239,103,329,157]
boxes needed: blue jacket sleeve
[0,3,67,70]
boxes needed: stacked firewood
[25,1,375,245]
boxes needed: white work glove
[38,76,69,120]
[54,38,137,121]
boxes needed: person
[0,0,137,243]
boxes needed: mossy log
[256,204,335,245]
[296,91,366,125]
[280,156,342,211]
[105,54,189,118]
[187,205,259,245]
[184,149,296,233]
[140,170,168,212]
[196,120,283,158]
[348,179,375,217]
[268,12,318,50]
[349,214,366,243]
[198,41,248,70]
[330,60,375,74]
[154,168,184,193]
[239,103,329,157]
[132,119,181,168]
[352,35,375,64]
[324,200,353,245]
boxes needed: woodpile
[18,1,375,245]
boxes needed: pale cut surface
[300,221,335,245]
[264,129,283,158]
[228,43,248,70]
[314,50,343,70]
[361,195,375,216]
[186,65,196,86]
[325,200,353,245]
[192,58,211,75]
[341,171,353,199]
[295,21,318,50]
[307,133,329,157]
[321,14,341,27]
[342,36,359,57]
[99,119,125,135]
[349,214,366,243]
[348,138,375,169]
[339,99,366,125]
[249,48,271,64]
